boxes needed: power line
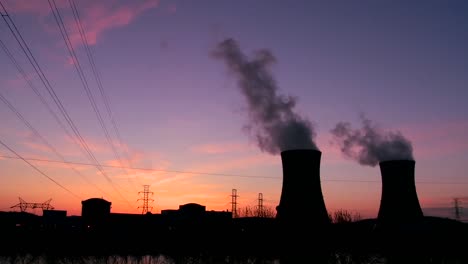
[48,0,139,197]
[1,155,468,185]
[67,0,139,192]
[0,1,132,209]
[47,0,132,186]
[0,155,279,179]
[0,138,81,200]
[0,91,111,198]
[0,37,90,162]
[0,18,116,202]
[0,1,107,181]
[68,0,133,169]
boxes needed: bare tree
[259,206,276,218]
[328,209,362,224]
[237,205,276,218]
[238,205,255,217]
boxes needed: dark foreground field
[0,252,466,264]
[0,216,467,263]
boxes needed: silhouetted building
[179,203,206,213]
[0,211,40,230]
[377,160,423,226]
[161,203,231,232]
[161,203,231,221]
[81,198,111,228]
[276,149,330,227]
[43,210,67,230]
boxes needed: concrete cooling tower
[377,160,423,225]
[276,149,330,227]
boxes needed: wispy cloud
[65,55,75,66]
[5,0,66,17]
[62,135,110,155]
[65,0,159,46]
[6,0,159,46]
[2,71,38,91]
[190,142,251,155]
[142,153,277,191]
[182,154,277,176]
[61,134,137,159]
[21,140,54,154]
[107,151,172,185]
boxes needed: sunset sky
[0,0,467,220]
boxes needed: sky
[0,0,467,220]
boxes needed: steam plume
[212,38,318,154]
[330,116,413,166]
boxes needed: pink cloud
[100,151,176,208]
[62,136,109,154]
[146,153,278,190]
[11,134,107,161]
[0,151,90,172]
[61,134,137,157]
[185,154,277,175]
[190,142,251,154]
[21,140,54,154]
[65,55,75,66]
[4,0,66,17]
[2,71,39,91]
[65,0,159,46]
[5,0,159,46]
[106,151,172,183]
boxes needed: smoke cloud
[330,116,413,166]
[212,38,318,154]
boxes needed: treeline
[235,206,362,224]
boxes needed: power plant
[276,149,330,227]
[1,152,467,259]
[377,160,424,225]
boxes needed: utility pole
[257,193,264,217]
[231,189,238,218]
[137,185,154,214]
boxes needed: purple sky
[0,0,467,220]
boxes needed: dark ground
[0,215,467,263]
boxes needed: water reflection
[0,253,386,264]
[1,254,466,264]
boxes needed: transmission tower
[231,189,239,218]
[257,193,264,217]
[454,198,463,221]
[137,185,154,214]
[10,197,54,213]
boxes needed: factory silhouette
[1,148,467,260]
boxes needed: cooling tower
[276,149,330,226]
[377,160,423,224]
